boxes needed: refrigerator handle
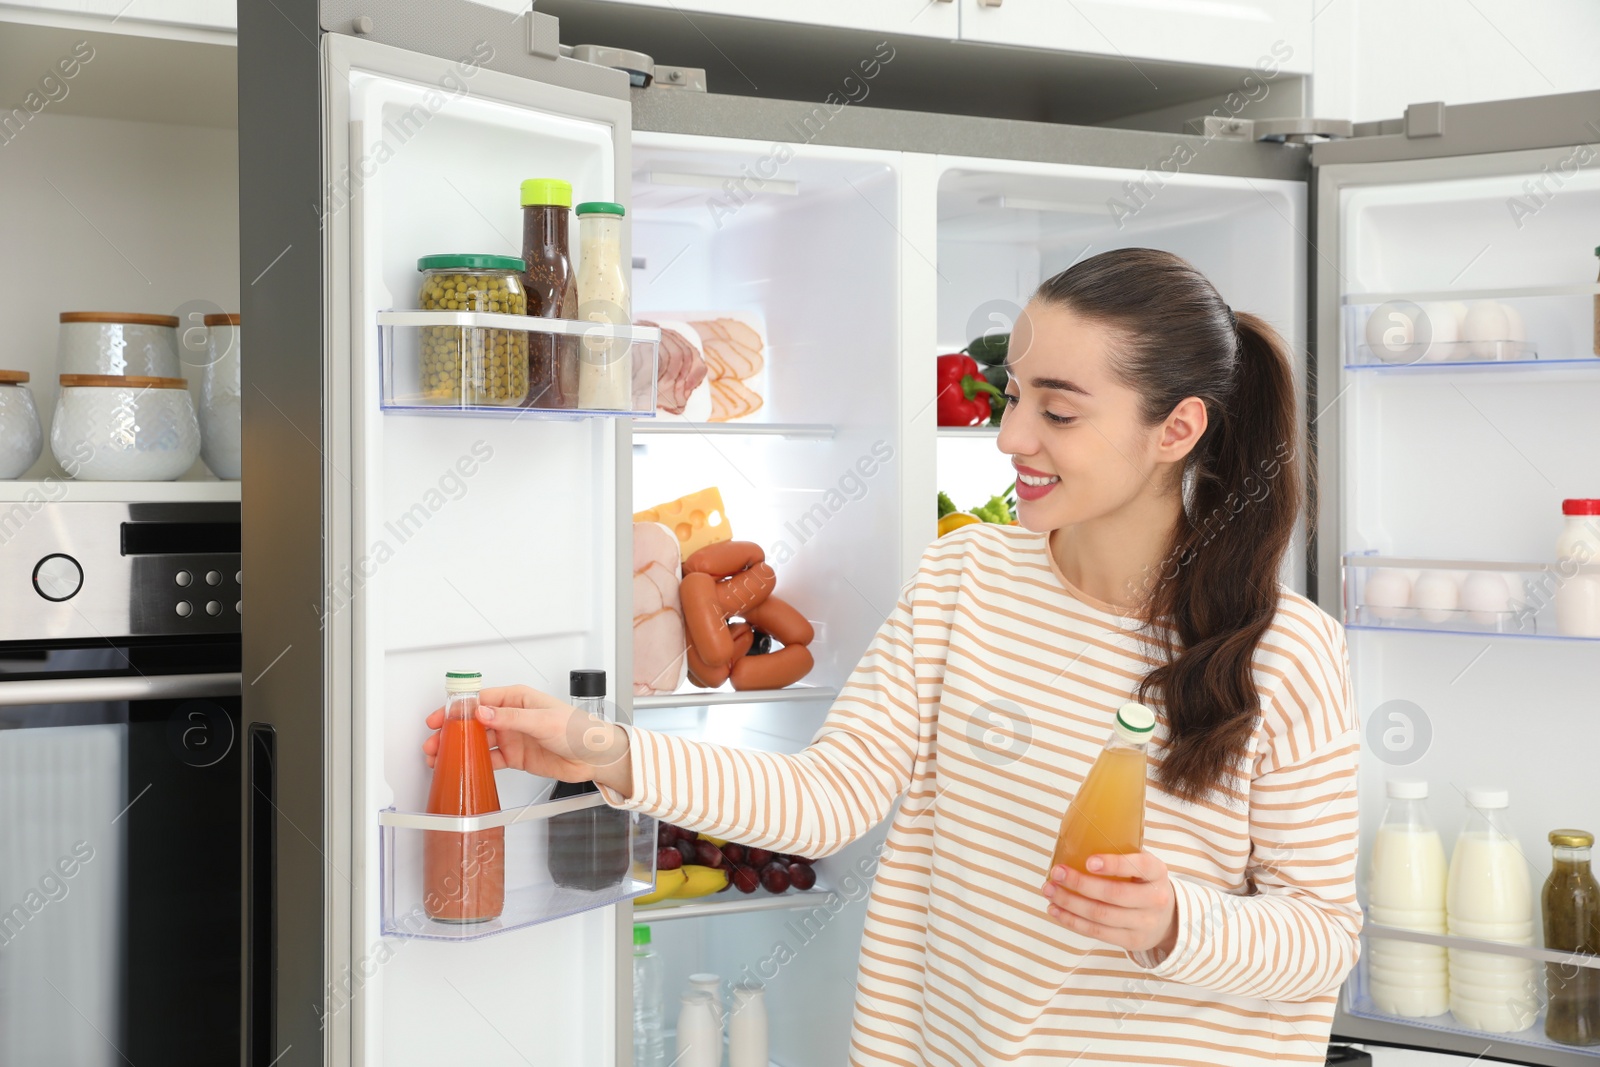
[245,724,278,1065]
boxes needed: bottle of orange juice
[1050,701,1156,876]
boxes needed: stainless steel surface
[378,792,606,830]
[1313,89,1600,166]
[631,91,1311,182]
[570,43,655,86]
[1251,116,1355,143]
[1405,100,1446,138]
[0,501,240,642]
[319,0,631,101]
[0,671,242,707]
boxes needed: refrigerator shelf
[378,794,656,942]
[634,685,841,710]
[1346,339,1540,368]
[632,421,836,439]
[938,426,1001,438]
[1344,554,1600,641]
[1342,283,1600,305]
[376,310,661,417]
[635,880,843,922]
[1347,921,1600,1060]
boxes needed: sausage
[681,572,734,667]
[684,540,764,578]
[686,643,731,689]
[740,595,814,647]
[728,622,755,661]
[715,563,775,616]
[731,645,814,691]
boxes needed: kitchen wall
[1312,0,1600,122]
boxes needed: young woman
[425,248,1360,1065]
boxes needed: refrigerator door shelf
[1344,555,1600,641]
[377,311,661,416]
[378,795,656,942]
[1347,920,1600,1060]
[1348,340,1539,369]
[1342,291,1599,370]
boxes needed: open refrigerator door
[1314,92,1600,1066]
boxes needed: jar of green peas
[416,254,529,406]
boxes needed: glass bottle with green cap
[415,254,528,406]
[1050,701,1156,877]
[520,178,579,409]
[575,201,632,410]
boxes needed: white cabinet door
[586,0,959,39]
[959,0,1311,73]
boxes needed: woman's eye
[1043,411,1076,426]
[1003,391,1019,407]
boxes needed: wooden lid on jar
[59,312,181,328]
[0,370,30,384]
[203,313,241,326]
[59,374,188,389]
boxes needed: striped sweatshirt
[600,523,1361,1065]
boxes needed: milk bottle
[1447,787,1537,1033]
[1367,780,1449,1017]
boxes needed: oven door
[0,638,242,1067]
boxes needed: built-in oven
[0,501,244,1066]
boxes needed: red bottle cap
[1562,499,1600,516]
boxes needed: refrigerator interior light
[984,194,1109,214]
[644,170,800,196]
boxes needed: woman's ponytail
[1034,251,1303,803]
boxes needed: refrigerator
[238,1,1600,1061]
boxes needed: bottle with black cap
[547,669,634,890]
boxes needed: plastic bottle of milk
[1367,780,1449,1018]
[1447,787,1538,1033]
[1554,499,1600,638]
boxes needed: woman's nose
[995,404,1033,460]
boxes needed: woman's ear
[1157,397,1208,463]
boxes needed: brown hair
[1033,248,1302,803]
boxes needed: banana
[670,864,729,899]
[697,833,729,847]
[635,868,687,906]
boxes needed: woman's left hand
[1041,851,1179,957]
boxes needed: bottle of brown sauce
[1544,829,1600,1046]
[519,178,578,408]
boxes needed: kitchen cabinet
[960,0,1313,74]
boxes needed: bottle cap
[633,923,651,946]
[417,253,525,273]
[1466,786,1509,810]
[1386,779,1428,800]
[1113,701,1156,741]
[570,669,607,698]
[444,670,481,693]
[576,200,626,217]
[520,178,572,208]
[1551,829,1594,848]
[1562,499,1600,516]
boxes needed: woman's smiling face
[997,300,1202,533]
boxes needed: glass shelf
[377,310,661,417]
[1343,554,1600,641]
[937,426,1000,437]
[1343,283,1600,305]
[631,421,835,439]
[633,685,840,710]
[635,877,842,922]
[378,793,656,941]
[1347,918,1600,1059]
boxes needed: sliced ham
[633,522,687,694]
[709,377,763,422]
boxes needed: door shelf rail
[1343,553,1600,641]
[376,310,661,417]
[1342,283,1600,305]
[378,795,656,941]
[1346,919,1600,1061]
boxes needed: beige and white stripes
[601,523,1361,1065]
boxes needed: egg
[1461,571,1514,626]
[1501,302,1526,355]
[1364,304,1423,364]
[1363,569,1413,620]
[1411,572,1462,622]
[1462,301,1510,360]
[1446,301,1471,332]
[1419,302,1461,361]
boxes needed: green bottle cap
[633,923,651,945]
[521,178,572,208]
[576,201,626,217]
[1114,701,1156,738]
[417,254,525,273]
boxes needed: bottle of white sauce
[1367,779,1449,1018]
[575,200,632,411]
[1555,498,1600,637]
[1446,787,1537,1033]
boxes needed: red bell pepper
[937,353,1003,427]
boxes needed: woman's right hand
[421,684,634,795]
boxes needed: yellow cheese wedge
[634,487,732,560]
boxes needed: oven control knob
[33,554,84,602]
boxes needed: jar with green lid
[416,254,529,406]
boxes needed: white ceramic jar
[0,371,43,479]
[51,374,200,481]
[1555,498,1600,638]
[57,312,181,377]
[199,313,241,479]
